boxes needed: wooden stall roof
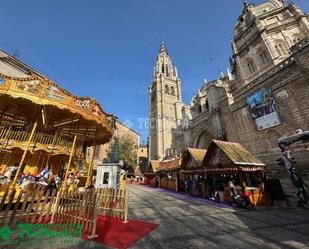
[181,148,207,170]
[159,158,180,172]
[148,160,161,173]
[202,140,265,172]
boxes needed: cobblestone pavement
[128,184,309,249]
[2,184,309,249]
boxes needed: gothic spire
[159,41,168,54]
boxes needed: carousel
[0,72,115,195]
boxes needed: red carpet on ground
[83,216,158,249]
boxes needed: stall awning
[202,140,266,171]
[205,167,265,173]
[180,166,264,174]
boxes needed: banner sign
[247,88,281,131]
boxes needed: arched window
[260,51,269,65]
[171,86,175,95]
[247,60,256,74]
[165,85,169,94]
[275,42,287,57]
[162,64,165,73]
[198,104,202,113]
[205,100,209,110]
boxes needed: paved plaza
[2,184,309,249]
[128,184,309,249]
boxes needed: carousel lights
[41,108,46,125]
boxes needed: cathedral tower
[231,0,309,88]
[149,42,183,160]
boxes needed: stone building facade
[148,42,183,160]
[137,144,148,173]
[171,75,233,154]
[150,0,309,203]
[223,0,309,200]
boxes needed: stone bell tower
[148,42,183,160]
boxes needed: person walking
[193,176,199,196]
[187,177,193,196]
[185,177,189,195]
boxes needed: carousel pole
[10,120,38,188]
[62,134,77,189]
[45,130,59,169]
[86,142,96,187]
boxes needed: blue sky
[1,0,308,142]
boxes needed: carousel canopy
[202,140,265,172]
[0,50,115,146]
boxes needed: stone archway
[195,131,213,149]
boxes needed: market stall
[201,140,270,205]
[147,160,160,187]
[179,148,207,195]
[157,158,180,191]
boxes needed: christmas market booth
[0,71,115,195]
[201,140,270,205]
[156,158,180,191]
[178,148,207,194]
[146,160,160,186]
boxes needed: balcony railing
[0,127,72,150]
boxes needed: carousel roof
[0,50,115,145]
[204,140,265,167]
